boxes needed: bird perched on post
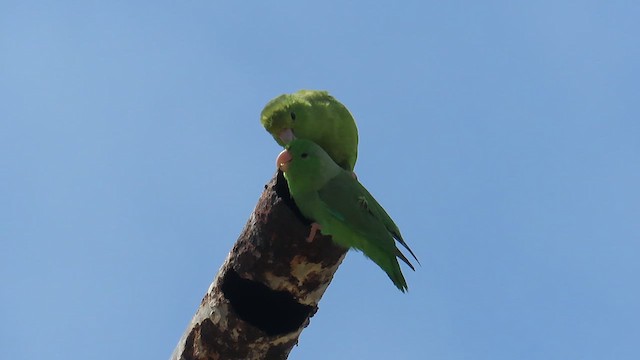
[261,90,359,172]
[277,139,418,292]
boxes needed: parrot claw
[306,223,322,242]
[350,171,358,180]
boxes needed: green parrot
[261,90,359,171]
[276,139,418,292]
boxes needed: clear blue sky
[2,1,638,359]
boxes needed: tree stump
[171,171,348,360]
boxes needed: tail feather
[368,249,409,292]
[391,230,420,265]
[396,249,415,271]
[387,260,409,292]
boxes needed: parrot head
[261,93,297,145]
[276,139,342,191]
[261,90,332,146]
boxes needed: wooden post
[171,172,347,360]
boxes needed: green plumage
[278,139,418,292]
[261,90,359,171]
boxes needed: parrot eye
[301,153,308,159]
[290,112,296,121]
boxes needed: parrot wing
[317,171,418,270]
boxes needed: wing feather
[317,172,418,267]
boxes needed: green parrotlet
[261,90,359,171]
[276,139,418,292]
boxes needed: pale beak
[276,149,293,172]
[278,128,295,144]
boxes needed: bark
[170,171,348,360]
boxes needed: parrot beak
[279,128,295,144]
[276,149,293,172]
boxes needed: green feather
[280,139,418,292]
[261,90,359,171]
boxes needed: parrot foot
[350,171,358,180]
[306,223,322,242]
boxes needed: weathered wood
[171,171,347,360]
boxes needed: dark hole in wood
[221,269,314,336]
[274,170,311,225]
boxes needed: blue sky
[1,1,639,359]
